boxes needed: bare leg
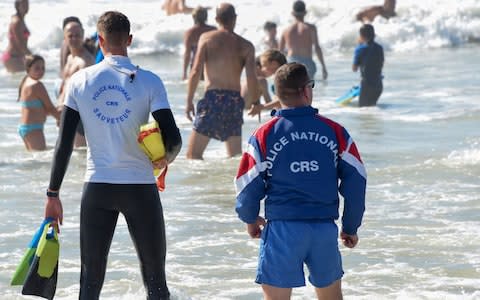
[225,135,242,157]
[23,130,47,151]
[314,279,343,300]
[186,130,210,159]
[262,284,292,300]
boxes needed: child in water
[18,54,60,151]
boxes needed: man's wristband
[46,190,59,198]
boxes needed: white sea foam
[1,0,479,59]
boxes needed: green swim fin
[11,218,53,286]
[22,223,59,300]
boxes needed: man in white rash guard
[43,11,181,300]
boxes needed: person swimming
[356,0,396,23]
[18,55,60,151]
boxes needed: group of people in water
[0,0,391,299]
[3,0,392,153]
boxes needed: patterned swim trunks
[193,89,244,141]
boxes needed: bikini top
[20,99,43,108]
[8,20,30,41]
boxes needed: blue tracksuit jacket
[235,106,366,235]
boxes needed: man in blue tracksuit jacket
[235,63,366,299]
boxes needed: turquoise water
[1,0,479,299]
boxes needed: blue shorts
[256,220,343,288]
[288,56,317,80]
[193,89,244,141]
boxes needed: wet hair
[18,54,44,101]
[62,16,82,29]
[216,3,236,25]
[274,62,309,103]
[260,49,287,66]
[192,6,208,24]
[360,24,375,42]
[292,0,307,17]
[263,21,277,31]
[97,11,130,47]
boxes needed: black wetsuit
[353,41,384,107]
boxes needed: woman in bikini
[2,0,31,73]
[18,55,60,151]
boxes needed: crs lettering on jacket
[91,84,133,124]
[264,130,338,175]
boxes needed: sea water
[0,0,479,299]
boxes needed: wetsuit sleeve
[48,107,79,191]
[235,136,267,224]
[152,109,182,163]
[353,45,365,66]
[337,127,367,235]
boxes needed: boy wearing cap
[235,63,366,299]
[279,0,328,80]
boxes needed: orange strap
[137,127,160,143]
[156,165,168,191]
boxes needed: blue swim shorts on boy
[193,89,244,141]
[256,220,344,288]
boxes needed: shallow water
[1,0,479,299]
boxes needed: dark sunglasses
[304,79,315,89]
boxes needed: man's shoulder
[138,68,161,81]
[355,43,368,53]
[201,28,220,39]
[373,41,384,50]
[305,22,317,30]
[136,68,166,90]
[235,33,254,49]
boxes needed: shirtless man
[185,3,257,159]
[182,6,216,80]
[356,0,396,23]
[59,16,81,76]
[162,0,194,16]
[279,0,327,80]
[59,21,94,147]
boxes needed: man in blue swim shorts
[185,3,257,159]
[280,1,328,80]
[235,63,366,299]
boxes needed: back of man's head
[274,62,309,104]
[263,21,276,31]
[216,3,236,26]
[97,11,130,47]
[63,16,81,30]
[192,6,208,24]
[292,0,307,18]
[360,24,375,42]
